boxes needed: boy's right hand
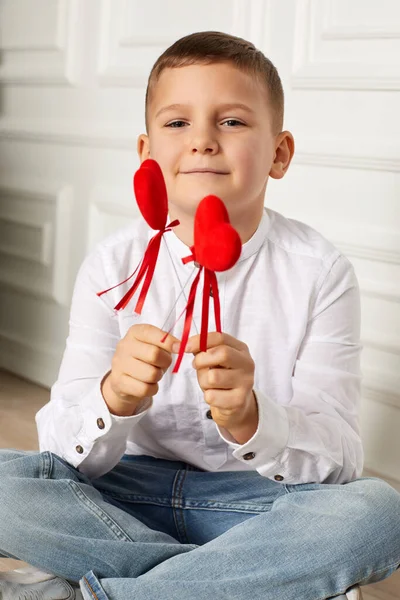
[101,324,180,417]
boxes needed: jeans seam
[93,492,172,506]
[171,469,190,544]
[183,505,262,515]
[182,500,271,512]
[83,577,100,600]
[68,480,135,544]
[41,451,53,479]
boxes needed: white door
[0,0,399,482]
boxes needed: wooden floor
[0,368,399,599]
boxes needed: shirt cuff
[216,389,291,481]
[77,377,152,453]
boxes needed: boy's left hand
[184,332,258,438]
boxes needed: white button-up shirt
[36,208,364,484]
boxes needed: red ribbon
[97,219,179,314]
[161,249,222,373]
[202,268,221,346]
[170,267,202,373]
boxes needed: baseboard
[0,331,62,388]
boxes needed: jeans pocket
[49,452,93,486]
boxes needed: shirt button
[97,417,105,429]
[75,445,84,454]
[274,474,284,481]
[243,452,256,460]
[206,409,213,419]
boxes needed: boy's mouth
[181,168,229,175]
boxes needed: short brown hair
[145,31,284,133]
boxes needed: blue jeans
[0,449,399,600]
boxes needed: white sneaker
[0,566,83,599]
[346,586,363,600]
[335,585,363,599]
[0,565,55,584]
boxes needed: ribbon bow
[97,159,179,314]
[162,194,242,373]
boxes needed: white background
[0,0,399,482]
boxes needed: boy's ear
[269,131,295,180]
[137,134,150,163]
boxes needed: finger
[185,332,247,355]
[118,373,159,399]
[196,366,238,391]
[193,346,244,370]
[203,388,244,411]
[122,357,165,384]
[126,338,173,370]
[129,323,180,353]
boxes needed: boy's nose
[190,129,219,154]
[191,140,219,154]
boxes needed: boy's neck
[168,205,265,248]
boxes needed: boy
[0,31,399,600]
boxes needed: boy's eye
[165,119,245,128]
[166,120,187,128]
[222,119,245,127]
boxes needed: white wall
[0,0,399,482]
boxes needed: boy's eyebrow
[155,104,184,119]
[218,103,255,114]
[155,102,255,119]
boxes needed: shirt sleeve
[216,253,364,485]
[35,245,152,480]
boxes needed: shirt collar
[164,208,270,265]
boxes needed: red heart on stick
[134,159,168,230]
[194,195,242,271]
[98,159,178,314]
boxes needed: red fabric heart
[194,195,242,271]
[98,159,178,314]
[166,195,241,372]
[133,159,168,230]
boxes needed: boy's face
[138,62,293,223]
